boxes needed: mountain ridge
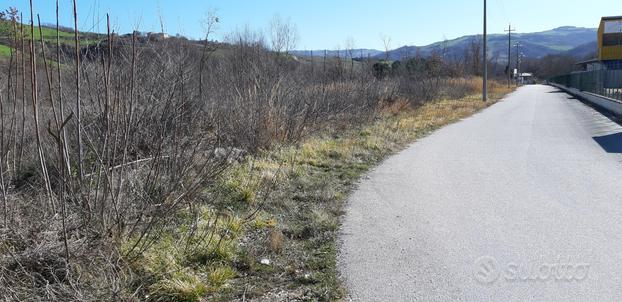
[293,26,598,62]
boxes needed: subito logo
[474,256,500,284]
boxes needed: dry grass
[138,79,514,301]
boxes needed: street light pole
[483,0,487,102]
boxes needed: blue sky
[4,0,620,49]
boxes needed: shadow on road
[547,89,577,99]
[593,132,622,153]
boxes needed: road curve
[339,85,622,301]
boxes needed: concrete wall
[549,83,622,116]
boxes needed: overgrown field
[0,4,515,301]
[108,80,513,301]
[198,82,513,301]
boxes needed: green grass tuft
[0,44,13,57]
[148,270,209,302]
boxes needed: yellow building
[598,16,622,64]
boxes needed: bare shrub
[0,3,491,301]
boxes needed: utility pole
[310,50,314,74]
[504,24,515,88]
[515,42,522,85]
[323,49,327,75]
[483,0,487,102]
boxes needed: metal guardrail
[550,69,622,102]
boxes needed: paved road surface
[339,85,622,301]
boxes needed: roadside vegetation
[205,81,511,301]
[0,4,513,301]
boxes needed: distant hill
[378,26,597,62]
[2,23,599,64]
[291,49,383,59]
[386,26,597,62]
[293,27,598,62]
[0,20,104,58]
[563,41,597,59]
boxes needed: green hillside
[0,20,102,58]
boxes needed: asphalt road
[339,85,622,301]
